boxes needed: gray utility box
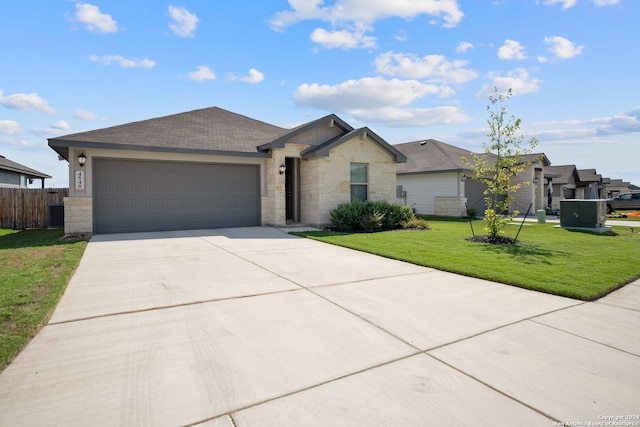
[560,200,606,228]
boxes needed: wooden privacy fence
[0,188,69,230]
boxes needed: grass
[0,229,88,372]
[293,217,640,301]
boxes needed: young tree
[464,88,539,240]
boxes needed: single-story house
[394,139,550,216]
[576,169,605,199]
[0,155,51,188]
[395,139,478,216]
[603,178,632,198]
[48,107,406,234]
[544,165,580,212]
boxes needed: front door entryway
[285,157,300,222]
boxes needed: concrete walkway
[0,227,638,426]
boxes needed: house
[395,139,477,216]
[576,169,605,199]
[48,107,406,235]
[0,155,51,188]
[544,165,580,212]
[395,139,550,217]
[602,178,631,198]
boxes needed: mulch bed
[466,235,518,245]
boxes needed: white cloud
[526,108,640,143]
[476,68,542,98]
[497,39,527,60]
[168,5,199,38]
[73,109,97,120]
[294,77,440,112]
[187,66,216,82]
[72,3,118,34]
[374,51,478,85]
[394,30,408,42]
[592,0,620,5]
[350,106,473,127]
[543,0,577,9]
[240,69,265,84]
[0,90,56,114]
[0,120,22,135]
[272,0,464,29]
[310,28,376,49]
[544,36,584,59]
[90,54,156,68]
[51,120,70,131]
[456,41,474,53]
[271,0,463,50]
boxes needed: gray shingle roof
[394,139,476,174]
[545,165,579,184]
[49,107,290,160]
[0,155,51,178]
[577,168,602,183]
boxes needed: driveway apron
[0,227,638,426]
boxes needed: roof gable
[258,114,353,152]
[301,128,407,163]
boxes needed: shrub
[467,206,478,219]
[358,210,385,233]
[401,217,430,230]
[330,200,415,232]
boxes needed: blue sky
[1,0,638,188]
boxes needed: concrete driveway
[0,227,638,426]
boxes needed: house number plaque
[75,170,85,190]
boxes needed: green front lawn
[0,229,88,371]
[294,218,640,301]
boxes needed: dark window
[350,163,368,202]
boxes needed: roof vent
[0,155,5,158]
[420,140,427,146]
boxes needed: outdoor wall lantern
[279,163,286,175]
[77,153,87,167]
[461,174,468,182]
[533,177,539,184]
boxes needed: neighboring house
[395,139,477,217]
[48,107,406,235]
[602,178,631,198]
[508,153,551,214]
[394,139,550,216]
[576,169,605,199]
[0,155,51,188]
[544,165,580,212]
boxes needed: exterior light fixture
[279,163,286,175]
[77,153,87,167]
[533,177,539,184]
[461,174,468,182]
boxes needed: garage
[93,158,260,234]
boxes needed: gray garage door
[93,159,260,234]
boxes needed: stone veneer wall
[64,197,93,235]
[311,136,398,226]
[434,196,467,217]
